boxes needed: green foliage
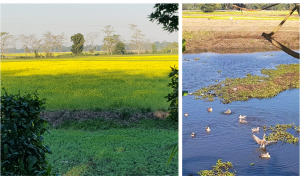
[198,4,217,12]
[198,159,236,176]
[149,3,179,33]
[44,127,178,175]
[70,33,85,55]
[194,63,299,104]
[113,41,126,55]
[1,88,55,176]
[165,66,178,124]
[182,39,186,52]
[265,123,299,144]
[152,43,157,53]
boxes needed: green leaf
[182,91,188,96]
[4,144,8,154]
[38,136,44,141]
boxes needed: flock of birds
[184,107,276,159]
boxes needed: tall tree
[19,34,31,58]
[70,33,85,55]
[86,32,100,54]
[113,41,126,55]
[102,25,119,55]
[167,42,178,53]
[28,34,42,58]
[0,32,12,59]
[151,43,157,53]
[149,3,179,33]
[129,24,146,55]
[42,31,56,58]
[9,35,18,57]
[54,32,67,57]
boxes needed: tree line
[0,24,178,59]
[183,3,296,12]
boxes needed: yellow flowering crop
[1,55,178,78]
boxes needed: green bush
[165,66,178,125]
[1,88,55,176]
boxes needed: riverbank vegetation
[193,63,299,104]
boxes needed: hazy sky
[1,4,178,47]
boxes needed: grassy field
[183,10,299,20]
[1,55,178,111]
[1,54,179,175]
[44,119,178,176]
[183,10,299,53]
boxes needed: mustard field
[1,55,178,111]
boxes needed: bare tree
[9,35,18,58]
[42,31,56,58]
[86,31,100,54]
[129,24,146,55]
[28,34,42,58]
[102,25,119,55]
[1,32,12,59]
[52,32,67,57]
[19,34,31,58]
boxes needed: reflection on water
[182,51,299,176]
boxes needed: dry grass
[183,17,299,53]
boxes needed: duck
[206,126,211,132]
[224,109,231,114]
[259,152,270,158]
[184,113,189,118]
[239,115,246,119]
[252,133,277,149]
[191,132,196,138]
[252,127,260,133]
[207,107,213,112]
[239,118,247,123]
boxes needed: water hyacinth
[194,64,299,104]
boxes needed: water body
[182,51,300,176]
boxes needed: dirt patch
[183,18,299,53]
[41,110,169,127]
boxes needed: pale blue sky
[1,4,178,47]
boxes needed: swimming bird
[191,132,196,138]
[239,118,247,123]
[259,152,270,158]
[252,133,277,149]
[207,107,213,112]
[206,126,211,132]
[252,127,260,133]
[239,115,246,119]
[224,109,231,114]
[184,113,189,118]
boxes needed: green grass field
[1,55,178,111]
[44,119,178,176]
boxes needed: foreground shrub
[1,88,55,176]
[165,66,178,125]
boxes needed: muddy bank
[183,18,299,54]
[41,110,169,127]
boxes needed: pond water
[182,51,300,176]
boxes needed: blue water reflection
[182,51,299,176]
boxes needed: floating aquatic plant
[198,159,236,176]
[265,123,299,144]
[194,64,299,103]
